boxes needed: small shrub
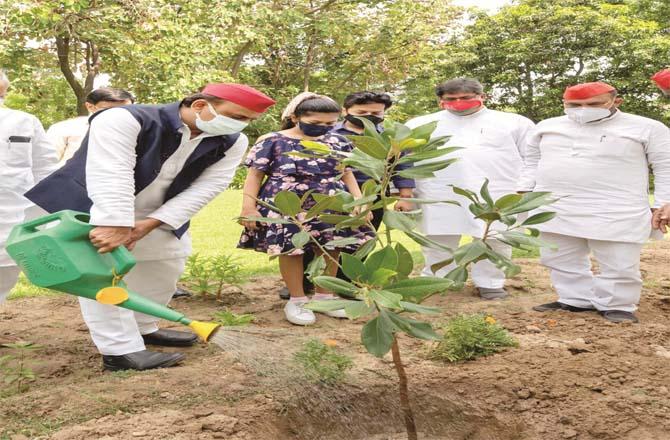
[0,342,41,395]
[213,309,255,327]
[293,339,353,385]
[428,314,517,362]
[181,253,242,300]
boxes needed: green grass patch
[293,339,353,384]
[428,314,518,362]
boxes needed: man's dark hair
[180,93,225,107]
[281,96,341,129]
[435,78,484,97]
[343,91,393,109]
[86,87,135,104]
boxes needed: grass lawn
[8,189,538,299]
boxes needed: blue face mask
[298,121,332,137]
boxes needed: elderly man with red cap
[25,83,276,370]
[519,81,670,323]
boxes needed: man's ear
[341,108,347,116]
[191,99,208,112]
[84,102,97,114]
[614,96,624,107]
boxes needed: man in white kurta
[46,87,134,165]
[406,78,535,299]
[0,72,58,305]
[519,82,670,323]
[26,83,276,371]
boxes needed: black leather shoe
[532,301,595,312]
[172,287,192,299]
[142,329,198,347]
[600,310,639,323]
[103,350,185,371]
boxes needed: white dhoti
[539,232,643,312]
[421,235,511,288]
[78,257,186,355]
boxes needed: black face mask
[298,121,332,137]
[345,114,384,128]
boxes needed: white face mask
[564,106,613,124]
[0,98,4,106]
[195,102,248,135]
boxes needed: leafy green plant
[213,309,255,327]
[181,253,242,301]
[241,117,555,440]
[293,339,353,385]
[428,314,518,362]
[0,342,41,395]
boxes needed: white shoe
[284,300,316,326]
[313,296,348,319]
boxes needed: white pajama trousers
[421,235,511,289]
[539,232,643,312]
[0,265,21,304]
[78,258,186,356]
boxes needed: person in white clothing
[26,83,276,371]
[519,81,670,323]
[46,87,134,165]
[406,78,535,300]
[0,70,59,308]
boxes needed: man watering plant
[25,83,275,371]
[0,70,59,308]
[406,78,535,300]
[520,82,670,323]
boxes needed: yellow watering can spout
[188,321,221,342]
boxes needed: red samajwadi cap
[563,82,616,100]
[201,83,276,113]
[651,69,670,89]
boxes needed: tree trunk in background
[55,35,99,116]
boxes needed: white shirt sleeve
[514,116,536,159]
[86,108,140,227]
[517,125,542,192]
[30,116,59,183]
[148,134,249,229]
[645,121,670,207]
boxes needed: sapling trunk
[391,335,418,440]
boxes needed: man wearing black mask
[333,91,415,219]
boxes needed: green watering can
[5,210,219,342]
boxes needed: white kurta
[85,108,248,261]
[0,107,58,267]
[45,116,89,165]
[406,108,535,236]
[79,107,248,355]
[518,111,670,244]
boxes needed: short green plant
[0,342,41,395]
[428,314,518,362]
[293,339,353,385]
[181,253,242,300]
[212,309,255,327]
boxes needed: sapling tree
[241,118,555,440]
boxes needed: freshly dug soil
[2,242,670,440]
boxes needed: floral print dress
[237,133,373,256]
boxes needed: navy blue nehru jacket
[25,102,240,238]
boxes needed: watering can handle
[109,246,136,276]
[17,210,72,233]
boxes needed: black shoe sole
[532,304,595,313]
[103,353,186,372]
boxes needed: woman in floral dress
[238,93,373,325]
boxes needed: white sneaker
[284,300,316,326]
[313,296,348,319]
